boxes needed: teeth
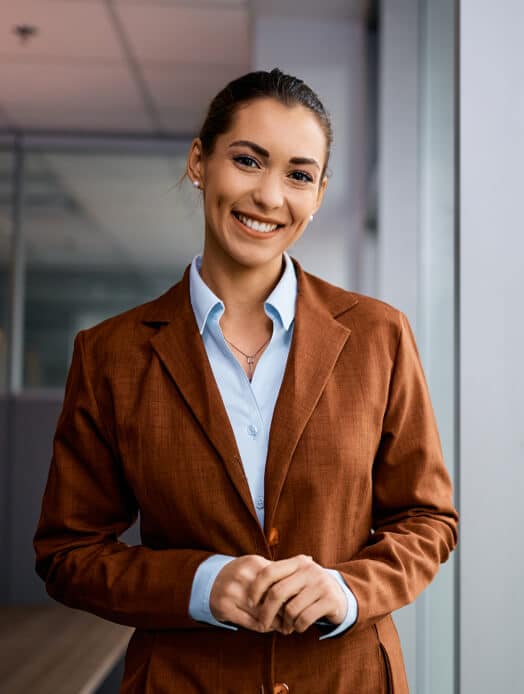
[236,213,279,233]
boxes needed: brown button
[273,684,289,694]
[268,527,279,547]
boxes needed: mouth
[231,211,285,235]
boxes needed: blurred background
[1,1,522,693]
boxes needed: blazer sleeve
[332,310,459,634]
[33,330,213,630]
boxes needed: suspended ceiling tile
[144,63,245,132]
[116,0,248,6]
[0,63,152,132]
[115,2,249,66]
[0,0,121,60]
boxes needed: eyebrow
[228,139,320,170]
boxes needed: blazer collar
[142,256,359,534]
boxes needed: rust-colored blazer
[34,257,458,693]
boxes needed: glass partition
[21,144,200,388]
[0,146,13,391]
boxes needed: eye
[233,154,260,168]
[290,170,314,183]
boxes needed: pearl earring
[192,180,200,188]
[309,214,314,222]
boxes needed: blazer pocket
[379,641,394,694]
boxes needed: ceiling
[0,0,369,135]
[0,0,370,275]
[0,0,250,134]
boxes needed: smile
[232,211,283,233]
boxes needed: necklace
[223,335,271,381]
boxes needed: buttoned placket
[209,308,275,527]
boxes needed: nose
[252,171,284,210]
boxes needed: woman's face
[187,97,328,273]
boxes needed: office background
[0,1,522,692]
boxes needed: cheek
[203,186,229,220]
[288,193,317,221]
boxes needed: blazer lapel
[263,259,358,533]
[144,266,258,524]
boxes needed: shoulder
[74,276,185,366]
[299,264,404,336]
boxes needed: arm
[332,310,459,633]
[235,311,457,639]
[33,331,214,631]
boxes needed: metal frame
[7,137,25,393]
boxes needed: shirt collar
[264,251,296,331]
[189,251,297,335]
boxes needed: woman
[34,68,458,693]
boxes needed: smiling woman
[33,68,458,694]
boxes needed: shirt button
[247,423,259,437]
[255,496,264,510]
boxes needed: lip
[231,211,284,239]
[233,210,286,226]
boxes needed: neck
[199,248,285,324]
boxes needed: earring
[309,214,314,222]
[192,180,200,188]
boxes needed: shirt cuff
[188,554,238,630]
[317,569,358,640]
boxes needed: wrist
[326,585,347,624]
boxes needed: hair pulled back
[197,68,333,180]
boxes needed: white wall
[460,1,524,691]
[251,13,367,290]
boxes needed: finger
[287,597,334,634]
[270,612,286,633]
[210,556,272,621]
[224,603,267,633]
[273,607,293,635]
[281,584,323,630]
[231,556,272,587]
[282,566,346,628]
[248,554,313,608]
[256,570,311,631]
[210,580,253,623]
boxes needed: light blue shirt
[187,252,357,639]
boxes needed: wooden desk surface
[0,604,133,694]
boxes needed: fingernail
[247,598,254,608]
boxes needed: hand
[247,554,347,635]
[209,555,284,632]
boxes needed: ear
[313,174,328,214]
[186,138,205,185]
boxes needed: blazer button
[268,527,279,547]
[273,684,289,694]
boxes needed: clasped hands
[209,554,347,635]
